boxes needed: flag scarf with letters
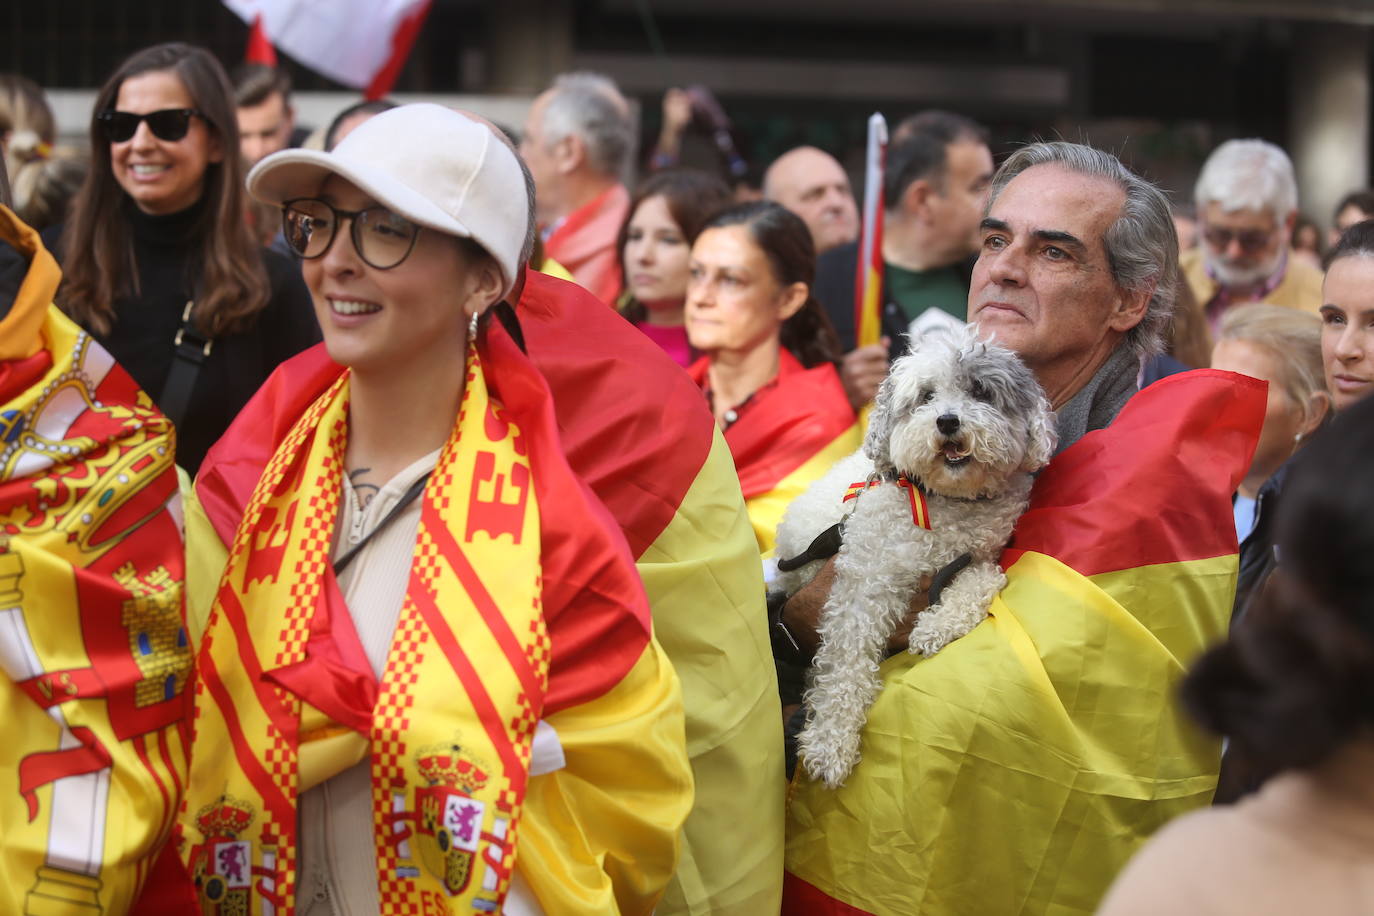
[0,205,188,914]
[195,269,787,915]
[180,328,691,914]
[783,369,1266,916]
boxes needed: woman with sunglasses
[51,42,318,474]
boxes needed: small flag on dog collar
[843,477,932,529]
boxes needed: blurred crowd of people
[1,36,1373,916]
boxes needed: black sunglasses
[98,108,205,143]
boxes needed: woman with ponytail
[685,200,858,552]
[1098,394,1374,915]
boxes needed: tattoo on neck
[349,467,381,509]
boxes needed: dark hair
[57,42,268,337]
[617,168,732,324]
[885,111,988,210]
[1327,218,1374,266]
[1182,394,1374,783]
[1333,188,1374,223]
[324,98,397,151]
[231,62,291,108]
[699,200,841,368]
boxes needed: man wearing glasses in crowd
[1181,138,1323,332]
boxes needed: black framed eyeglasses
[98,108,204,143]
[281,198,422,270]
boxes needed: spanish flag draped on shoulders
[783,369,1267,916]
[0,206,189,913]
[506,269,786,915]
[688,350,860,553]
[181,311,692,914]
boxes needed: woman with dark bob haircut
[616,168,732,366]
[1099,394,1374,915]
[685,200,858,552]
[52,42,318,473]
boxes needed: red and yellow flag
[195,269,786,915]
[784,369,1266,916]
[689,350,860,553]
[853,113,888,352]
[0,206,190,915]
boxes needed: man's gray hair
[538,72,632,179]
[1194,138,1298,222]
[989,141,1178,360]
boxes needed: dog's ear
[863,370,897,476]
[1021,393,1058,472]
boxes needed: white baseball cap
[247,103,529,299]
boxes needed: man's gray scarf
[1053,344,1140,454]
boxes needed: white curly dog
[773,326,1056,788]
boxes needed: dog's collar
[875,469,1000,504]
[843,474,933,529]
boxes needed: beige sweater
[1097,740,1374,915]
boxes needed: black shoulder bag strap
[332,472,432,576]
[159,299,213,429]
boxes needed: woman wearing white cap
[176,103,692,916]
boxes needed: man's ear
[553,134,583,176]
[901,179,933,218]
[1108,281,1153,334]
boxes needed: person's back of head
[540,72,632,181]
[11,145,88,233]
[0,74,56,186]
[324,99,397,151]
[1184,393,1374,784]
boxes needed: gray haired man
[520,71,633,304]
[1183,138,1322,331]
[780,142,1262,913]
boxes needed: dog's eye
[919,389,934,404]
[971,380,992,402]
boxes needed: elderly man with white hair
[521,71,634,304]
[1183,138,1323,332]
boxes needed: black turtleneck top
[46,200,320,474]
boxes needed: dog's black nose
[936,413,961,435]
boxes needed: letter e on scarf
[467,451,530,543]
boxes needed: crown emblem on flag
[195,796,254,839]
[418,743,490,794]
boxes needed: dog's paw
[803,751,858,789]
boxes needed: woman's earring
[468,312,479,340]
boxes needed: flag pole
[854,113,887,353]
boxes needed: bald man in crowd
[763,146,859,255]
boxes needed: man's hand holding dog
[781,555,932,656]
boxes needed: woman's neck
[345,346,467,485]
[641,301,685,327]
[706,342,780,426]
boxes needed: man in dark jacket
[813,111,993,408]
